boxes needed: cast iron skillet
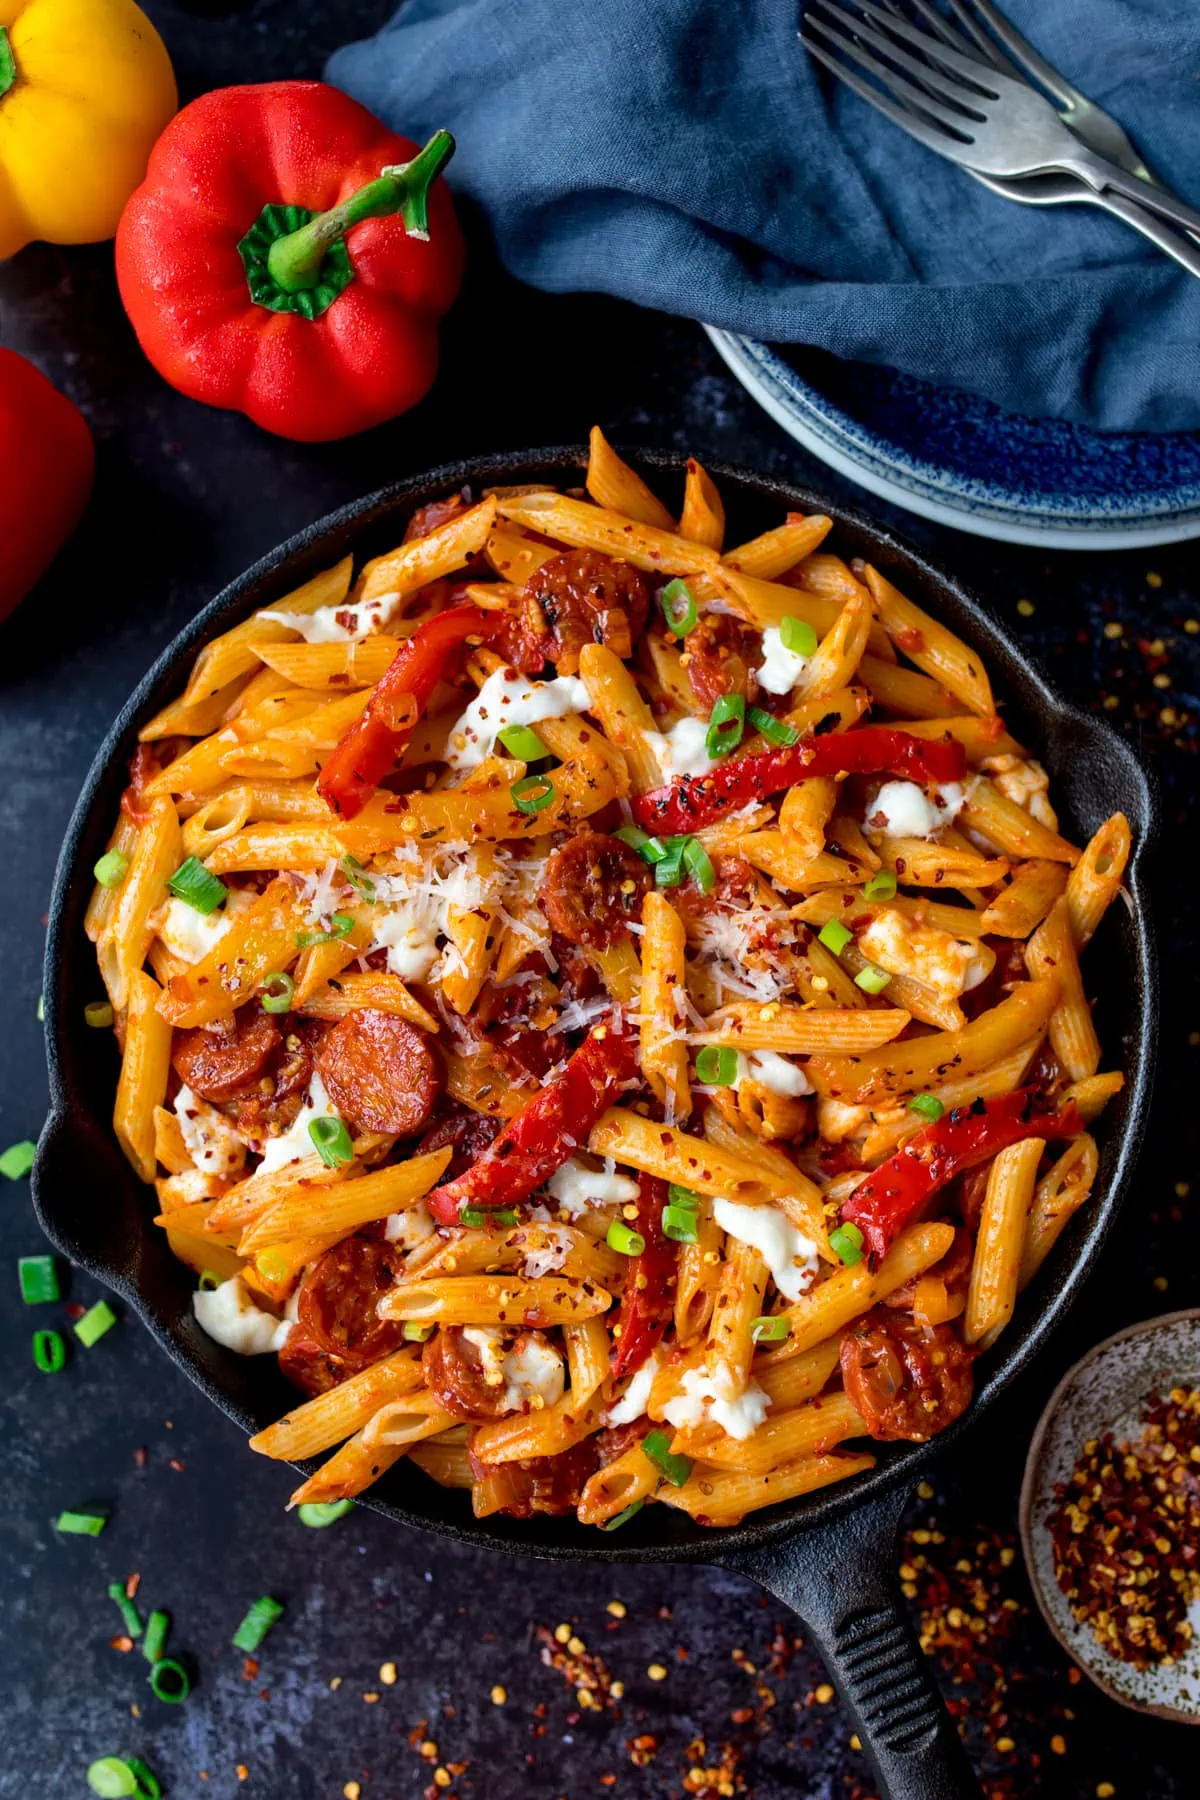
[35,449,1157,1800]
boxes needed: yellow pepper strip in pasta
[763,1221,957,1358]
[377,1276,612,1328]
[157,876,306,1028]
[656,1450,877,1524]
[862,563,995,717]
[678,457,726,550]
[443,1048,527,1120]
[587,426,676,530]
[250,1348,424,1461]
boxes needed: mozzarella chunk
[156,889,253,966]
[256,1070,340,1174]
[447,668,590,771]
[546,1157,639,1219]
[712,1197,819,1303]
[663,1364,771,1441]
[257,594,396,642]
[981,754,1057,828]
[641,715,720,780]
[858,907,990,1003]
[865,779,965,840]
[193,1275,291,1355]
[605,1350,662,1426]
[755,625,811,696]
[385,1202,437,1250]
[462,1326,565,1413]
[369,905,441,981]
[173,1084,246,1178]
[736,1049,812,1097]
[521,1226,574,1279]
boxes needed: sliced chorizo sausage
[467,1437,600,1518]
[422,1325,513,1421]
[295,1237,406,1373]
[417,1107,501,1182]
[840,1308,974,1443]
[314,1011,443,1137]
[277,1330,352,1397]
[523,549,651,675]
[682,614,761,712]
[540,832,651,950]
[172,1010,282,1103]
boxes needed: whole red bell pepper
[611,1175,678,1380]
[632,726,966,835]
[115,82,463,441]
[318,603,496,819]
[428,1024,639,1225]
[841,1088,1082,1265]
[0,348,94,624]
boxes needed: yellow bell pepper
[0,0,177,259]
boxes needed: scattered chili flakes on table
[1047,1385,1200,1668]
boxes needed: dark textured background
[2,4,1198,1796]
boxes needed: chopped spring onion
[87,1758,138,1798]
[682,836,715,895]
[108,1581,144,1638]
[85,1000,114,1029]
[817,919,853,956]
[863,868,898,901]
[653,839,687,888]
[498,723,551,762]
[255,1250,291,1286]
[56,1510,107,1536]
[33,1329,66,1373]
[308,1116,353,1169]
[659,578,698,638]
[641,1428,693,1488]
[601,1497,646,1530]
[261,972,295,1015]
[36,994,44,1022]
[511,773,556,815]
[854,962,891,995]
[125,1760,161,1800]
[93,850,130,890]
[606,1220,646,1258]
[829,1222,865,1266]
[907,1092,945,1123]
[75,1300,118,1348]
[298,1499,355,1528]
[232,1594,285,1654]
[142,1609,170,1664]
[295,912,355,947]
[614,824,651,855]
[19,1253,60,1305]
[667,1184,700,1211]
[662,1205,699,1244]
[695,1045,738,1087]
[147,1657,190,1703]
[198,1270,222,1292]
[340,852,376,900]
[747,705,800,748]
[705,693,745,759]
[0,1140,36,1181]
[460,1205,519,1229]
[750,1314,790,1345]
[780,615,818,658]
[166,856,228,917]
[403,1321,435,1342]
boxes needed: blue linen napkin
[328,0,1200,434]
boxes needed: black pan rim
[36,444,1159,1565]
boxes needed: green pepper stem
[0,28,17,101]
[266,129,455,294]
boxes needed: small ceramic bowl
[1020,1309,1200,1720]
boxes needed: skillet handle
[726,1485,979,1800]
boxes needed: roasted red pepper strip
[427,1023,639,1225]
[841,1088,1082,1265]
[611,1174,678,1380]
[318,603,495,818]
[631,726,967,835]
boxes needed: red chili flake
[132,1448,147,1470]
[242,1658,260,1681]
[125,1573,141,1598]
[169,1458,185,1473]
[64,1302,86,1320]
[110,1635,134,1653]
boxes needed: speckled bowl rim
[707,328,1200,549]
[1019,1308,1200,1720]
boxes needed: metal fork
[801,0,1200,238]
[871,0,1200,277]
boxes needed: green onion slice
[298,1499,355,1528]
[340,853,376,900]
[36,994,44,1022]
[19,1253,60,1305]
[863,868,898,901]
[85,1000,114,1029]
[659,578,698,638]
[601,1497,646,1531]
[705,693,745,760]
[498,723,551,762]
[32,1329,66,1373]
[108,1581,144,1638]
[682,836,715,895]
[613,824,651,855]
[907,1092,945,1123]
[93,850,130,890]
[662,1205,699,1244]
[606,1220,646,1257]
[461,1205,518,1229]
[142,1609,170,1664]
[667,1184,700,1210]
[87,1758,138,1798]
[56,1510,107,1536]
[261,972,295,1015]
[147,1657,190,1704]
[854,962,891,994]
[0,1140,36,1181]
[511,773,556,815]
[653,840,687,888]
[750,1315,790,1345]
[828,1222,865,1266]
[232,1595,284,1654]
[641,1428,693,1488]
[403,1321,435,1342]
[780,615,818,658]
[198,1270,222,1292]
[817,919,853,956]
[308,1116,353,1169]
[694,1045,738,1087]
[295,913,355,948]
[166,856,228,917]
[75,1300,118,1348]
[747,705,800,748]
[125,1759,162,1800]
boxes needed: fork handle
[1074,184,1200,282]
[1065,145,1200,240]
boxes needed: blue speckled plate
[707,328,1200,548]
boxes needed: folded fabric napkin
[329,0,1200,433]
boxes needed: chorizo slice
[295,1237,407,1373]
[417,1107,501,1183]
[277,1330,352,1397]
[315,1011,443,1137]
[423,1326,513,1421]
[172,1010,282,1103]
[523,549,651,676]
[467,1437,600,1518]
[840,1308,974,1443]
[540,832,651,950]
[681,614,761,712]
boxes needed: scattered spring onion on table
[56,1510,108,1536]
[18,1254,60,1304]
[75,1300,118,1347]
[298,1499,355,1528]
[33,1329,66,1373]
[0,1140,36,1180]
[232,1595,285,1654]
